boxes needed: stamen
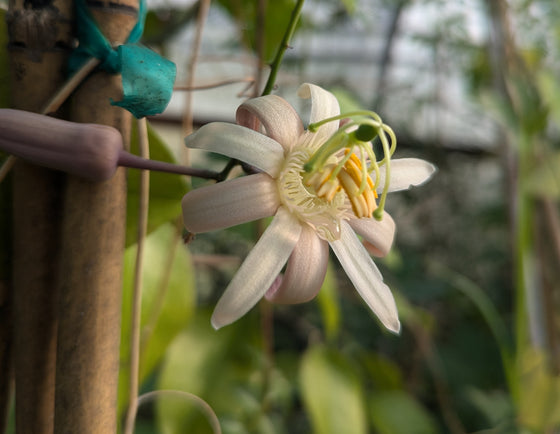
[304,109,397,220]
[337,153,377,218]
[304,163,341,202]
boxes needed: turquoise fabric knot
[69,0,176,118]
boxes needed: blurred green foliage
[127,123,189,246]
[215,0,299,63]
[119,223,196,418]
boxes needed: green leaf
[300,345,367,434]
[360,353,403,391]
[118,223,196,416]
[465,387,515,429]
[518,348,560,431]
[329,87,364,114]
[155,312,238,434]
[525,151,560,199]
[317,262,341,341]
[127,122,189,246]
[369,390,438,434]
[143,5,198,46]
[216,0,300,63]
[537,70,560,125]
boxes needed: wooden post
[7,1,73,433]
[0,281,12,434]
[53,1,138,432]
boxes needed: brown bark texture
[53,1,137,433]
[7,0,73,432]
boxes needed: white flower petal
[329,220,400,334]
[236,95,304,152]
[182,173,279,233]
[349,213,396,258]
[377,158,436,193]
[184,122,285,177]
[211,207,302,329]
[297,83,340,143]
[265,225,328,304]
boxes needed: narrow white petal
[182,173,279,233]
[377,158,436,193]
[349,213,396,257]
[236,95,304,152]
[211,208,302,329]
[329,220,400,334]
[266,225,328,304]
[185,123,285,177]
[297,83,340,143]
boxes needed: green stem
[261,0,305,96]
[512,131,534,403]
[124,117,150,434]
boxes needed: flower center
[277,146,349,242]
[277,112,397,242]
[304,151,378,219]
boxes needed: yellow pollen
[305,152,378,219]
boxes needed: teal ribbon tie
[69,0,176,118]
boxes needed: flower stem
[117,150,221,180]
[124,117,150,434]
[261,0,305,96]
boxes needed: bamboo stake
[53,2,137,433]
[7,0,73,432]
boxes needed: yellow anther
[304,151,378,218]
[305,112,396,221]
[337,154,378,218]
[340,152,377,217]
[338,169,369,217]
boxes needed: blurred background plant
[3,0,560,432]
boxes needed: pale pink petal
[377,158,436,193]
[236,95,304,152]
[182,173,279,233]
[265,225,328,304]
[348,213,396,257]
[184,123,284,177]
[329,220,400,334]
[211,208,302,329]
[297,83,340,144]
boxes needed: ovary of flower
[181,83,436,334]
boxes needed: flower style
[181,84,435,333]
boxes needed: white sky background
[148,0,501,149]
